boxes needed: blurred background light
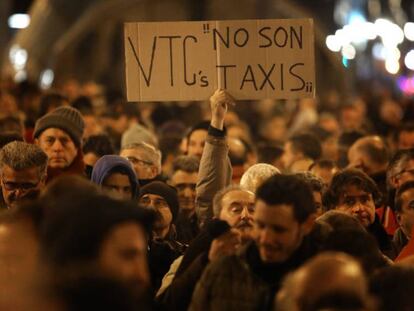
[341,44,356,59]
[375,18,404,47]
[9,45,28,71]
[326,35,342,52]
[404,50,414,70]
[385,58,400,74]
[372,42,386,60]
[8,14,30,29]
[14,70,27,82]
[404,22,414,41]
[39,69,54,90]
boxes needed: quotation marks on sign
[203,24,210,34]
[305,82,313,93]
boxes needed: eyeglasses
[125,156,153,167]
[1,179,40,191]
[139,195,169,209]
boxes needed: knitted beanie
[139,181,179,222]
[121,123,158,148]
[34,106,85,146]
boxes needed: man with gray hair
[240,163,280,193]
[120,141,162,185]
[387,148,414,190]
[0,141,48,209]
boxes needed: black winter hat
[34,106,85,146]
[139,181,179,222]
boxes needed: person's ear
[301,212,317,235]
[396,212,402,226]
[34,138,39,145]
[151,166,158,177]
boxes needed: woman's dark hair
[323,168,382,210]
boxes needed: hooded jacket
[91,155,139,199]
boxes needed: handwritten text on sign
[124,19,315,101]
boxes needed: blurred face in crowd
[335,184,376,228]
[341,103,364,131]
[0,92,18,116]
[83,152,100,167]
[347,144,377,175]
[98,222,149,292]
[313,191,323,216]
[102,173,132,201]
[170,170,197,215]
[393,159,414,189]
[219,189,255,242]
[1,165,45,208]
[281,141,299,170]
[253,201,310,263]
[398,130,414,150]
[396,187,414,239]
[0,219,45,310]
[36,128,78,169]
[321,136,339,161]
[83,115,103,139]
[120,148,158,180]
[310,165,338,186]
[187,129,208,158]
[139,194,172,239]
[263,116,287,143]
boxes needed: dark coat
[189,238,316,311]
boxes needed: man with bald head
[348,136,389,191]
[276,252,373,311]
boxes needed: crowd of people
[1,79,414,310]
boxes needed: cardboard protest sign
[124,18,315,101]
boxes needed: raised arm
[195,89,234,226]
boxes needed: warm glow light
[9,45,28,71]
[375,18,404,47]
[14,70,27,82]
[385,59,400,74]
[388,47,401,60]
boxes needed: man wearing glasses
[388,148,414,190]
[120,142,162,186]
[0,141,48,209]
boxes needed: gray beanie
[34,106,85,146]
[121,123,158,148]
